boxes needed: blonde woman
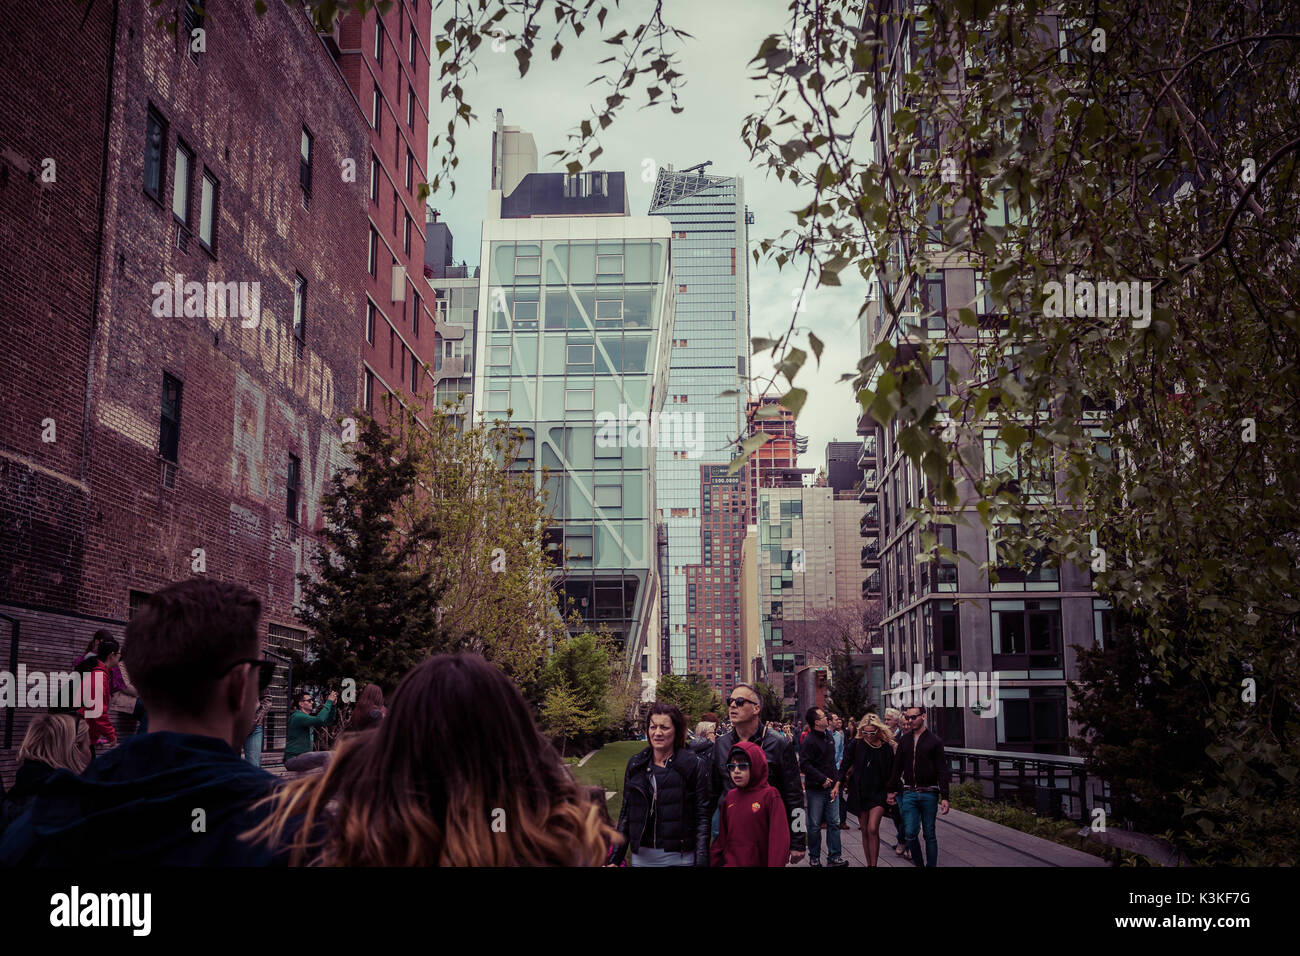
[1,714,92,836]
[839,714,895,866]
[882,707,909,857]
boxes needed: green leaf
[809,332,824,366]
[779,388,808,417]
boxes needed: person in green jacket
[284,689,337,772]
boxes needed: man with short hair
[886,705,951,867]
[710,683,806,865]
[799,707,848,867]
[829,713,850,829]
[284,688,337,771]
[0,579,284,865]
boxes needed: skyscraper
[649,166,752,676]
[474,130,675,680]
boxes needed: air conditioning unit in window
[175,222,190,252]
[160,460,177,489]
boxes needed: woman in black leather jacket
[609,703,711,866]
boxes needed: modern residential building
[825,440,862,494]
[755,486,863,711]
[0,1,368,779]
[335,0,438,421]
[648,164,752,675]
[858,0,1101,754]
[473,126,675,677]
[682,465,749,695]
[424,209,477,422]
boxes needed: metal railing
[945,746,1110,826]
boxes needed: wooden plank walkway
[797,808,1107,867]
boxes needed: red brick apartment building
[0,0,433,780]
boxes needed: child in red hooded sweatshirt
[710,740,791,867]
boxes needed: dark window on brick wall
[412,292,420,338]
[144,107,167,200]
[128,589,152,619]
[366,300,376,344]
[173,140,193,225]
[411,353,419,394]
[364,369,374,413]
[199,169,218,251]
[370,152,380,202]
[299,127,313,198]
[286,453,301,522]
[293,273,307,344]
[368,228,378,277]
[159,373,182,463]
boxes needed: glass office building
[474,169,675,674]
[649,167,751,676]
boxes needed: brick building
[331,1,438,421]
[0,0,371,780]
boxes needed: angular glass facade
[475,224,674,669]
[649,170,751,676]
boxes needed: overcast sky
[426,0,866,471]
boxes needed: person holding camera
[284,688,336,772]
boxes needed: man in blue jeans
[799,707,848,867]
[886,705,950,866]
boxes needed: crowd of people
[0,578,949,867]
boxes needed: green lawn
[569,740,646,822]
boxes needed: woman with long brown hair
[345,683,386,734]
[243,653,615,866]
[840,713,896,866]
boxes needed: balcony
[433,356,466,381]
[861,571,881,600]
[856,409,874,436]
[860,541,880,568]
[857,438,877,468]
[856,468,878,502]
[859,506,879,534]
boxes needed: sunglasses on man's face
[727,762,751,773]
[727,697,758,708]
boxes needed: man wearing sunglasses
[0,579,286,866]
[709,684,807,865]
[885,705,951,867]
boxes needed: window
[299,127,313,198]
[992,599,1063,672]
[366,301,376,344]
[286,454,301,522]
[159,373,182,463]
[372,88,382,131]
[514,256,540,276]
[409,28,416,64]
[370,153,380,202]
[412,292,420,337]
[565,389,594,411]
[594,485,622,509]
[374,20,384,64]
[405,149,414,190]
[144,107,167,199]
[368,228,378,276]
[411,353,420,394]
[290,274,307,344]
[184,1,203,60]
[566,343,595,366]
[173,141,193,225]
[997,687,1068,754]
[364,369,374,412]
[595,299,623,324]
[489,345,511,367]
[596,254,623,275]
[199,170,217,250]
[399,344,406,384]
[408,86,415,128]
[403,214,411,255]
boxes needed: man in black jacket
[886,704,951,867]
[799,707,848,867]
[710,683,805,864]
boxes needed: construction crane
[681,161,713,176]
